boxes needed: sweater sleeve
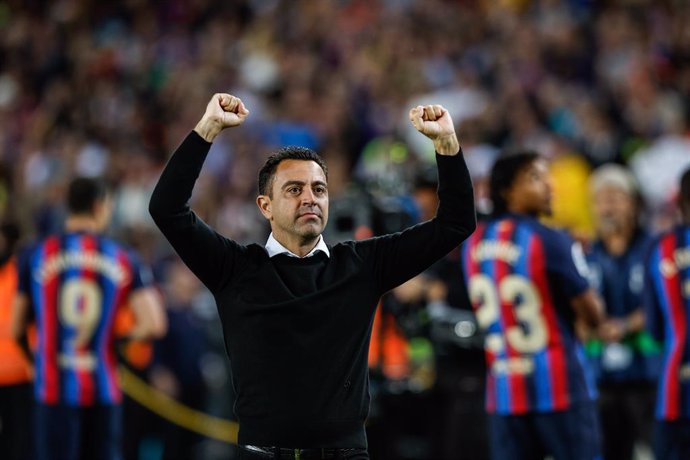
[363,150,476,294]
[149,131,244,292]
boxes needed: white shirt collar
[265,233,330,259]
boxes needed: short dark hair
[258,146,328,197]
[489,151,541,216]
[67,177,109,215]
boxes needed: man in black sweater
[149,93,475,459]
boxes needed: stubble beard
[294,218,323,244]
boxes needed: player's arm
[550,236,605,329]
[126,287,167,340]
[12,247,35,364]
[570,288,605,329]
[10,292,33,364]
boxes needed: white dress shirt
[264,233,330,258]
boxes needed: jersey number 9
[59,279,103,349]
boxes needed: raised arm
[366,105,476,292]
[149,94,249,291]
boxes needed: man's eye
[288,187,301,194]
[314,186,326,194]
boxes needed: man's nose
[301,188,316,204]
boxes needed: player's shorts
[488,401,601,460]
[33,402,122,460]
[653,419,690,460]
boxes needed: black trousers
[598,382,656,460]
[33,402,122,460]
[0,383,32,460]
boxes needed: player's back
[21,231,138,406]
[462,213,595,415]
[645,224,690,420]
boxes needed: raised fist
[194,93,250,142]
[409,105,455,140]
[409,104,459,155]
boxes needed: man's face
[593,185,636,235]
[505,159,553,216]
[257,159,329,243]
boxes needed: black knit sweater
[149,131,475,448]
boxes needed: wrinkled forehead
[273,159,327,186]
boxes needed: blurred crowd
[1,0,690,459]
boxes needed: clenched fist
[409,104,459,156]
[194,93,250,143]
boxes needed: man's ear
[256,195,272,220]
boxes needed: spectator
[586,164,658,460]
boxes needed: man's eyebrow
[281,180,306,190]
[281,180,328,189]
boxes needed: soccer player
[461,152,604,460]
[644,167,690,460]
[12,177,167,460]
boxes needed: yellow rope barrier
[118,365,239,444]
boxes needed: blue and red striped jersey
[18,232,147,406]
[461,214,596,415]
[644,225,690,421]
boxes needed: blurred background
[0,0,689,458]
